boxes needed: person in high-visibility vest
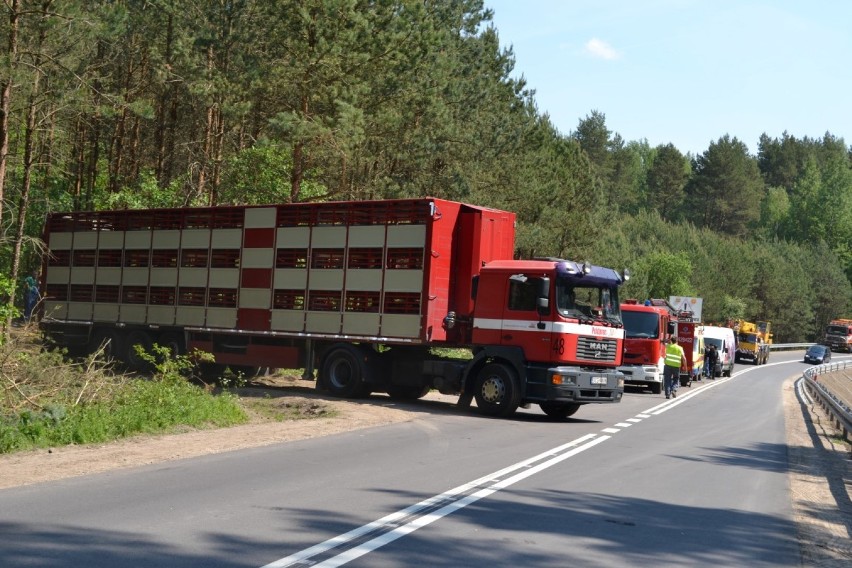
[664,336,686,399]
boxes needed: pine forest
[1,0,850,342]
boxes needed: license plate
[591,376,607,385]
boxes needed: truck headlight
[551,374,576,385]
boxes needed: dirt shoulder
[0,375,441,490]
[784,373,852,566]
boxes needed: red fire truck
[675,313,704,388]
[617,299,676,394]
[39,198,628,418]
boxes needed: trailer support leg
[302,339,315,381]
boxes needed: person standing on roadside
[23,275,40,322]
[664,336,686,399]
[706,344,719,379]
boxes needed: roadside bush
[0,329,247,454]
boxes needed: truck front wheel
[539,403,581,420]
[320,345,371,399]
[473,363,521,417]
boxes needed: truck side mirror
[667,321,676,335]
[537,277,550,316]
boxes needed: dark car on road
[804,344,832,364]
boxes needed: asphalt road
[0,350,842,567]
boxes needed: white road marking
[262,355,822,567]
[263,434,603,567]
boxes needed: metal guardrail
[771,343,814,351]
[802,360,852,448]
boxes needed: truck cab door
[499,275,554,363]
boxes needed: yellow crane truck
[734,320,772,365]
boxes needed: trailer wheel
[473,363,521,417]
[386,384,431,400]
[158,332,185,357]
[539,403,581,420]
[124,331,153,372]
[198,363,227,382]
[321,345,371,399]
[89,329,122,361]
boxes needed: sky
[483,0,852,156]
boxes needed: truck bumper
[617,365,663,386]
[736,351,757,363]
[545,366,624,403]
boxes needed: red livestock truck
[39,198,628,418]
[617,299,676,394]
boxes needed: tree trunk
[198,45,215,204]
[6,0,47,337]
[0,0,21,228]
[71,116,85,209]
[290,93,311,203]
[155,14,174,184]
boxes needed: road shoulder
[783,374,852,566]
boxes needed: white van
[702,325,736,377]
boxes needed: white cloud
[584,38,620,60]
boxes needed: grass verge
[0,328,252,454]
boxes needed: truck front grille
[576,337,618,362]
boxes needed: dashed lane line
[262,357,823,567]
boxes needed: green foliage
[637,251,694,299]
[719,295,747,323]
[646,143,690,220]
[219,142,325,205]
[0,1,849,348]
[0,339,247,454]
[759,186,791,239]
[0,273,20,336]
[94,170,194,210]
[685,135,765,236]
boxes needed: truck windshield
[739,333,759,343]
[556,281,622,324]
[826,325,850,335]
[621,311,659,338]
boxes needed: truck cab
[617,300,673,394]
[468,259,626,417]
[824,319,852,353]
